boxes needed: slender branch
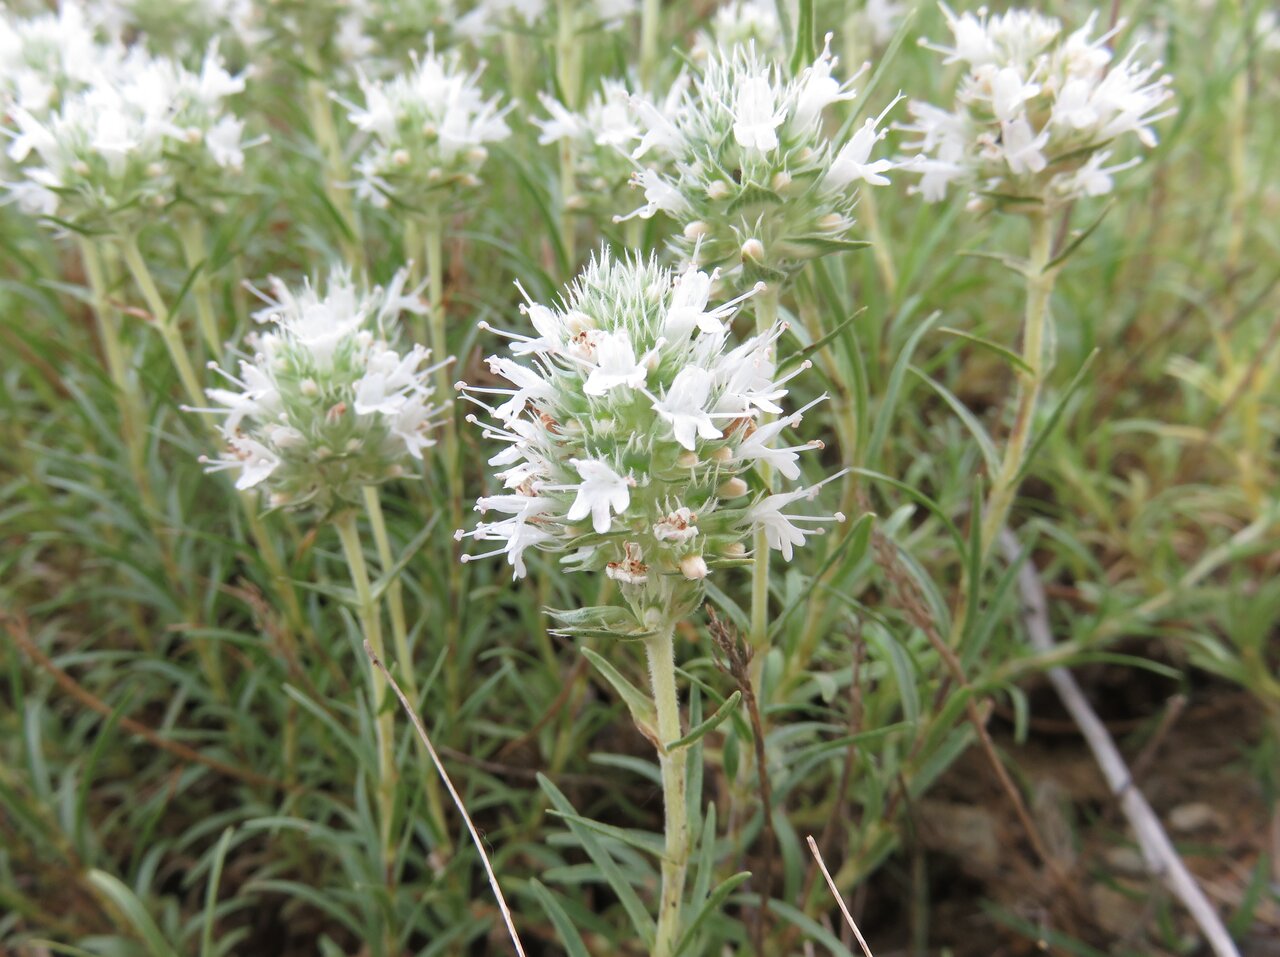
[365,641,529,957]
[806,836,874,957]
[709,607,773,957]
[645,618,689,957]
[333,510,398,880]
[6,612,281,791]
[1000,530,1241,957]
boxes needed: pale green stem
[334,510,398,882]
[421,209,466,711]
[749,284,781,683]
[645,619,688,957]
[860,188,898,301]
[361,486,452,853]
[556,0,580,269]
[176,218,222,358]
[123,233,311,688]
[79,236,154,652]
[977,212,1057,561]
[79,238,147,486]
[120,235,207,412]
[303,56,362,265]
[639,0,662,90]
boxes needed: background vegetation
[1,0,1277,954]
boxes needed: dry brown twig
[707,606,774,957]
[363,641,528,957]
[5,611,283,791]
[1000,530,1241,957]
[866,522,1072,891]
[807,835,874,957]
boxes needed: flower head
[340,40,511,209]
[458,251,842,631]
[3,40,255,231]
[197,267,444,510]
[900,5,1175,210]
[619,38,898,286]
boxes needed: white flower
[459,252,836,625]
[566,458,632,534]
[196,267,442,509]
[622,41,900,279]
[902,5,1173,207]
[749,476,846,561]
[341,41,510,206]
[732,74,785,152]
[793,35,858,127]
[825,105,899,189]
[583,331,648,396]
[652,367,722,450]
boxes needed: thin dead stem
[1000,531,1241,957]
[708,606,773,957]
[363,641,528,957]
[807,835,874,957]
[866,521,1073,892]
[6,612,283,791]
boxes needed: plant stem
[120,234,314,682]
[120,234,207,412]
[176,218,222,358]
[978,212,1057,561]
[303,55,363,266]
[334,510,398,883]
[421,210,466,710]
[749,284,781,678]
[644,619,688,957]
[79,238,148,492]
[639,0,662,90]
[361,486,452,852]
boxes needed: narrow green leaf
[866,310,942,467]
[672,871,752,957]
[547,811,665,859]
[537,773,656,947]
[581,647,657,733]
[909,365,1001,476]
[938,326,1033,375]
[1012,348,1100,485]
[1046,200,1114,271]
[527,880,591,957]
[667,691,741,751]
[87,870,182,957]
[789,0,816,78]
[200,827,234,957]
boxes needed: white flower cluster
[96,0,260,60]
[199,268,445,509]
[2,24,255,230]
[901,5,1175,209]
[0,2,112,117]
[455,0,636,41]
[622,38,899,285]
[534,77,685,217]
[340,43,511,210]
[457,251,843,629]
[691,0,785,61]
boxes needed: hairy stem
[645,619,688,957]
[639,0,662,91]
[749,284,781,678]
[120,234,207,412]
[176,218,222,358]
[334,510,398,884]
[978,212,1057,559]
[361,486,452,852]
